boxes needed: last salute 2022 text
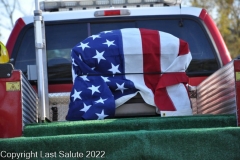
[1,151,105,159]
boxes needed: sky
[0,0,35,45]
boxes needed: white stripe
[159,31,180,72]
[115,28,155,107]
[164,53,192,72]
[159,31,192,115]
[160,31,192,72]
[121,28,143,73]
[166,84,192,114]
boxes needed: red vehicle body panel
[6,18,25,58]
[199,9,231,65]
[234,61,240,126]
[0,71,23,138]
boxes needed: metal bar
[34,0,49,122]
[233,60,240,126]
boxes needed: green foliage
[189,0,240,58]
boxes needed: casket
[66,28,192,120]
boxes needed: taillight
[94,9,130,17]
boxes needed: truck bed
[1,60,240,159]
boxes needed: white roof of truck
[22,6,202,25]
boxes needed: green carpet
[24,114,237,137]
[0,114,240,160]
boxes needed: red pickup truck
[0,0,240,159]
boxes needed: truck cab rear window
[13,16,219,83]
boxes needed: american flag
[66,28,192,121]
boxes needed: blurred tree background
[0,0,34,44]
[189,0,240,58]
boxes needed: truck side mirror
[0,41,10,64]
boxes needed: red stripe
[178,39,190,56]
[140,28,160,93]
[155,73,189,111]
[156,72,189,88]
[140,28,176,111]
[155,89,175,111]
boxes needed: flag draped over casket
[66,28,192,121]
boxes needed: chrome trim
[21,73,38,127]
[196,62,236,115]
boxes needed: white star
[77,42,90,51]
[116,83,127,94]
[80,75,89,81]
[90,34,100,40]
[103,31,112,34]
[95,97,108,104]
[96,110,108,120]
[91,67,95,70]
[92,50,106,63]
[108,63,121,75]
[71,89,82,101]
[88,85,100,95]
[72,58,77,66]
[101,76,110,82]
[103,39,116,47]
[80,103,92,112]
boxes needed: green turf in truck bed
[1,114,239,160]
[1,127,240,160]
[24,114,237,137]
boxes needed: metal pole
[34,0,49,122]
